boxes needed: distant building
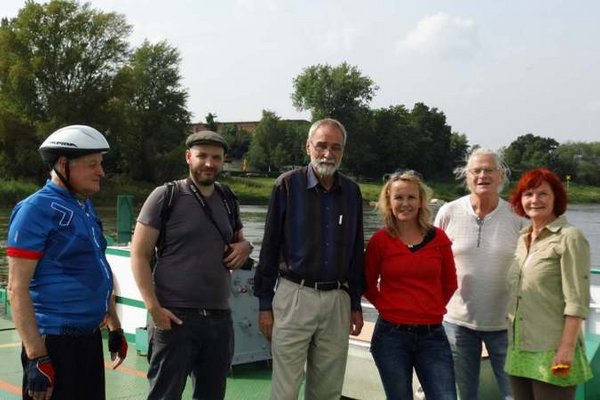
[190,119,310,134]
[190,121,260,134]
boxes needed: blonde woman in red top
[365,170,458,399]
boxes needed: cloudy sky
[2,0,599,150]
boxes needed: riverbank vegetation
[2,176,598,209]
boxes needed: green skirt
[505,313,593,387]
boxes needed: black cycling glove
[108,328,128,360]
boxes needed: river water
[1,203,599,284]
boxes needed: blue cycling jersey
[7,180,113,335]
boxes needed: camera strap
[186,178,233,251]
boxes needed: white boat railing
[586,267,600,335]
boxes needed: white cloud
[397,12,480,59]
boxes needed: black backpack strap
[154,180,237,257]
[214,182,242,234]
[155,180,178,256]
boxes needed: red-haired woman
[506,168,592,399]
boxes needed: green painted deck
[0,316,274,400]
[3,314,600,399]
[0,313,490,400]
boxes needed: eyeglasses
[310,141,343,154]
[468,167,498,176]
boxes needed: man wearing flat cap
[131,130,253,399]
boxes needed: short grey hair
[454,148,510,192]
[49,157,78,177]
[307,118,347,145]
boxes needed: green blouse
[507,216,591,351]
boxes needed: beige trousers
[270,278,351,400]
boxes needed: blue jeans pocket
[370,318,457,400]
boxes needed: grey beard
[311,160,338,176]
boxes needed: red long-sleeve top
[364,227,458,325]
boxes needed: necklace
[397,224,425,249]
[404,237,422,248]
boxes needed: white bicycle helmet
[39,125,110,194]
[39,125,110,167]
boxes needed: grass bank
[224,176,600,205]
[0,180,39,207]
[222,176,469,205]
[1,176,599,207]
[206,176,600,205]
[0,178,157,208]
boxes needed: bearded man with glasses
[254,118,365,400]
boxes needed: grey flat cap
[185,130,229,152]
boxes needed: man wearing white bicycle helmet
[7,125,127,400]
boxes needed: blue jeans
[370,317,457,400]
[443,322,513,400]
[147,308,234,400]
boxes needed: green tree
[112,40,190,182]
[502,133,560,180]
[290,63,461,180]
[246,111,307,173]
[221,124,251,160]
[0,0,131,178]
[449,132,470,170]
[292,62,378,120]
[368,105,415,178]
[0,109,40,180]
[205,112,218,131]
[281,119,311,166]
[0,1,191,184]
[555,142,600,186]
[246,111,280,172]
[0,0,130,127]
[408,103,453,179]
